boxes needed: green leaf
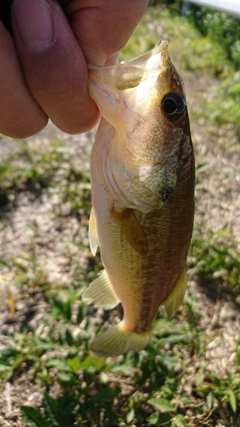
[229,390,237,413]
[77,305,87,324]
[126,408,135,424]
[148,398,175,413]
[46,359,71,372]
[79,354,105,373]
[206,392,213,409]
[110,359,135,373]
[92,357,106,372]
[20,406,50,427]
[172,414,187,427]
[80,354,95,371]
[147,413,160,425]
[58,372,73,382]
[65,329,74,346]
[44,393,64,427]
[152,413,172,426]
[0,257,10,267]
[157,335,188,346]
[68,357,81,373]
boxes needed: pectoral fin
[111,208,147,256]
[82,269,119,309]
[164,266,187,318]
[89,207,99,256]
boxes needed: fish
[82,40,195,357]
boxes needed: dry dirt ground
[0,58,240,426]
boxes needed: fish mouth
[88,39,168,70]
[119,39,168,66]
[88,40,170,91]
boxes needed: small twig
[5,382,12,414]
[6,289,15,318]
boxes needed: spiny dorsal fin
[111,207,148,256]
[82,270,119,310]
[164,265,187,318]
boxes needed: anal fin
[164,265,187,318]
[111,207,147,256]
[82,270,119,309]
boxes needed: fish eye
[161,92,186,122]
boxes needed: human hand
[0,0,148,138]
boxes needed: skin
[0,0,148,138]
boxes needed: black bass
[83,40,195,357]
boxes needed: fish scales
[95,170,194,334]
[82,40,195,357]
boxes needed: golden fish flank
[83,40,195,357]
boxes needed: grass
[1,283,239,426]
[0,137,92,214]
[190,228,240,292]
[0,3,240,427]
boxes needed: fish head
[88,41,194,212]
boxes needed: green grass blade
[20,406,50,427]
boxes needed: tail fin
[89,321,150,357]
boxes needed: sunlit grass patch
[190,227,240,297]
[202,70,240,126]
[121,7,233,75]
[0,137,66,207]
[189,5,240,70]
[0,136,92,215]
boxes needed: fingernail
[13,0,53,52]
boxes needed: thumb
[67,0,148,65]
